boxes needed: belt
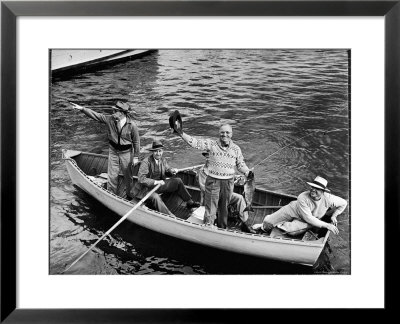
[109,141,131,151]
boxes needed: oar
[62,183,161,273]
[176,164,203,172]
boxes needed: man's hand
[325,223,339,235]
[154,180,165,186]
[132,157,139,166]
[170,128,183,136]
[170,168,178,175]
[246,170,255,180]
[331,216,338,226]
[70,102,84,110]
[175,127,183,136]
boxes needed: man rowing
[130,140,200,215]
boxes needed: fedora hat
[149,140,164,151]
[306,176,330,192]
[169,110,183,134]
[114,101,132,112]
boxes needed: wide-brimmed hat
[306,176,330,192]
[202,151,210,157]
[114,101,132,112]
[149,140,164,151]
[169,110,183,134]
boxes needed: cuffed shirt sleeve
[185,135,212,151]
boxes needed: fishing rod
[252,130,334,169]
[176,164,203,172]
[52,96,116,111]
[68,101,116,111]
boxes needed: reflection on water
[50,49,350,275]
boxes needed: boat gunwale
[63,150,298,199]
[51,49,147,72]
[63,149,327,248]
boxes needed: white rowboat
[63,149,330,266]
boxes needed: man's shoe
[186,200,200,209]
[240,222,257,234]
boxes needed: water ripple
[51,49,350,275]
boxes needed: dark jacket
[81,108,140,157]
[131,155,173,199]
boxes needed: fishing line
[252,130,334,169]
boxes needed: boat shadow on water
[62,186,333,275]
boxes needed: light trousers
[107,146,131,195]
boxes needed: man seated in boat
[196,151,256,233]
[70,101,140,198]
[252,176,347,236]
[130,140,200,215]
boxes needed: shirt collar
[219,140,231,149]
[119,117,127,127]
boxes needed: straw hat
[306,176,330,192]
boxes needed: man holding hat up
[71,101,140,197]
[253,176,348,235]
[130,140,200,215]
[170,110,253,229]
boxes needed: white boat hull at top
[51,49,156,75]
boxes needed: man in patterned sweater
[178,124,254,229]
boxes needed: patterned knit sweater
[186,135,249,179]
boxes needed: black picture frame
[1,0,398,322]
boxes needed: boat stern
[62,149,82,159]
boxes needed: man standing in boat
[70,101,140,198]
[197,151,256,233]
[171,111,253,229]
[131,140,200,215]
[252,176,348,235]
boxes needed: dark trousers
[147,178,192,215]
[204,176,234,228]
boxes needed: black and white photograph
[50,49,350,275]
[2,0,396,319]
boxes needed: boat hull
[64,150,328,266]
[51,49,156,76]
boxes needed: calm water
[50,49,350,275]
